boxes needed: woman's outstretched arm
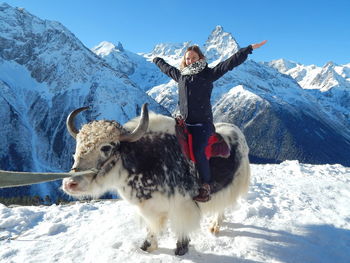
[153,57,181,82]
[211,40,267,81]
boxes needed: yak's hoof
[140,240,151,251]
[140,240,158,252]
[175,238,190,256]
[141,240,151,251]
[175,245,188,256]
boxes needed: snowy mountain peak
[323,61,337,68]
[92,40,171,91]
[204,25,240,63]
[142,42,192,66]
[92,41,124,57]
[0,2,75,42]
[269,57,349,92]
[268,58,299,73]
[147,42,191,59]
[310,63,344,91]
[92,41,116,56]
[0,3,116,90]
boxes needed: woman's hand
[251,40,267,49]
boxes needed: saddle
[175,117,230,163]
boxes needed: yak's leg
[175,237,190,256]
[140,228,159,252]
[169,199,201,256]
[209,212,225,234]
[139,208,167,253]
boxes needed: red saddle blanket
[175,117,230,163]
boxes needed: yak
[62,103,250,255]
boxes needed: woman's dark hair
[180,45,206,69]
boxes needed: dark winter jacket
[153,45,253,124]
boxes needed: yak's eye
[100,145,112,153]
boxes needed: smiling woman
[152,40,265,202]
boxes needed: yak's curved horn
[120,103,149,142]
[66,106,89,139]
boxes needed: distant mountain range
[0,3,349,200]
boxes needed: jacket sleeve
[210,45,253,82]
[153,57,181,82]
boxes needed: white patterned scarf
[180,59,207,75]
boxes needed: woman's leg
[187,123,214,182]
[187,123,214,201]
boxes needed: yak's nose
[64,179,79,191]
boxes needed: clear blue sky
[3,0,350,66]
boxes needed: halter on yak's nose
[66,103,150,142]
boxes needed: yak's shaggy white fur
[63,111,251,255]
[76,120,124,155]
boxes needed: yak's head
[62,103,149,198]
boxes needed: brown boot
[193,183,211,202]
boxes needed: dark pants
[186,122,214,184]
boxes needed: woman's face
[185,50,200,66]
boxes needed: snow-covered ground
[1,161,349,263]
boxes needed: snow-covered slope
[91,41,170,91]
[268,59,350,130]
[0,3,168,199]
[268,59,350,92]
[1,161,349,262]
